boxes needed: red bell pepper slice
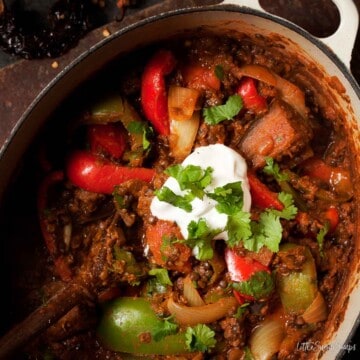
[182,63,221,91]
[225,248,270,282]
[37,171,73,282]
[141,49,176,135]
[225,248,271,303]
[237,77,267,113]
[247,172,284,211]
[324,206,339,233]
[88,123,127,159]
[66,150,155,194]
[300,157,333,183]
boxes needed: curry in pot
[1,33,355,359]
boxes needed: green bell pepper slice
[276,244,318,314]
[97,297,189,355]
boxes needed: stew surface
[1,32,356,360]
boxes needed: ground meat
[195,122,227,147]
[220,317,246,348]
[274,245,307,275]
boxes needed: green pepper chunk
[276,244,317,314]
[97,297,189,355]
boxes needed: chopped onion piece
[302,291,328,324]
[169,111,200,161]
[183,276,205,307]
[168,86,200,121]
[274,74,308,118]
[167,295,237,326]
[250,317,285,360]
[237,64,277,86]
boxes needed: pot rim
[1,4,359,358]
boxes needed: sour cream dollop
[150,144,251,240]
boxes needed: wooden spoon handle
[0,282,91,359]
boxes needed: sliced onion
[236,64,277,86]
[167,295,237,326]
[302,291,328,324]
[183,276,205,307]
[169,111,200,161]
[168,86,200,121]
[274,74,308,118]
[235,64,308,118]
[250,317,285,360]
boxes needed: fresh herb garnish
[184,218,222,260]
[232,271,274,300]
[208,181,245,215]
[185,324,216,352]
[317,221,329,257]
[214,64,225,81]
[274,192,298,220]
[234,302,250,319]
[263,157,289,182]
[244,346,255,360]
[155,186,194,212]
[152,316,179,342]
[226,211,252,248]
[227,191,297,252]
[148,268,173,286]
[165,164,213,199]
[203,94,243,125]
[128,120,153,150]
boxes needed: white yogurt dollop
[150,144,251,240]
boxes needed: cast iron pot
[0,0,359,358]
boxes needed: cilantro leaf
[274,192,298,220]
[165,164,213,199]
[226,211,252,248]
[232,270,274,300]
[244,346,255,360]
[263,157,289,182]
[242,211,282,253]
[215,65,225,81]
[234,303,250,319]
[208,182,244,215]
[241,193,297,253]
[184,219,221,260]
[155,186,194,212]
[317,222,329,257]
[152,317,179,342]
[185,324,216,352]
[127,120,153,150]
[203,95,243,125]
[148,268,173,286]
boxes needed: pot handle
[221,0,359,69]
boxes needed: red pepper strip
[182,63,221,91]
[225,248,271,303]
[88,124,127,159]
[300,157,333,183]
[37,171,73,282]
[324,206,339,233]
[247,172,284,211]
[66,150,155,194]
[237,77,267,113]
[141,49,176,135]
